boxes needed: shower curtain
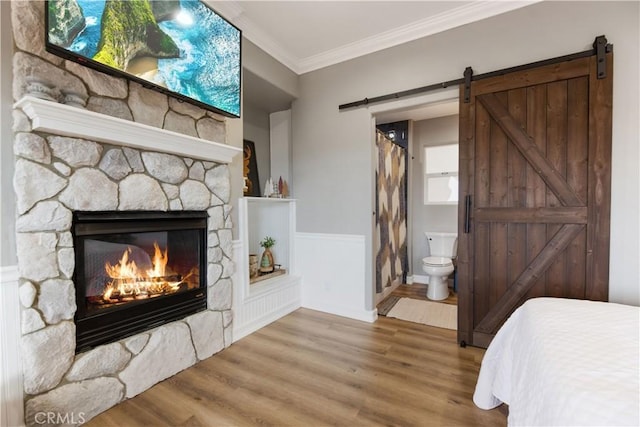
[375,130,407,293]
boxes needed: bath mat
[377,295,401,316]
[385,297,457,330]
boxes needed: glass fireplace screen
[73,211,207,351]
[83,229,201,315]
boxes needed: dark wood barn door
[458,53,613,348]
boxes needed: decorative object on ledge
[14,96,241,163]
[263,177,273,197]
[243,140,260,196]
[249,254,259,278]
[61,90,88,108]
[263,176,289,198]
[24,77,58,101]
[259,236,276,273]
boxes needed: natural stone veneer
[14,136,235,426]
[12,2,233,425]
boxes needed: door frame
[369,89,459,306]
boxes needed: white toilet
[422,232,458,301]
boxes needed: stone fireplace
[10,2,241,425]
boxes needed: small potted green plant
[259,236,276,273]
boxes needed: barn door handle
[464,195,472,233]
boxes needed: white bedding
[474,298,640,426]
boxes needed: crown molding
[208,0,541,75]
[240,19,301,73]
[296,1,542,74]
[207,0,301,73]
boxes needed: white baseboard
[303,300,378,323]
[0,265,25,427]
[412,274,430,284]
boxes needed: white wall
[411,115,459,275]
[292,1,640,306]
[296,233,374,322]
[0,266,23,427]
[270,109,292,190]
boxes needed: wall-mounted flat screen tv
[46,0,241,118]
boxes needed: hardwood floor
[89,308,505,427]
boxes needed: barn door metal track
[338,36,611,110]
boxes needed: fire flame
[147,242,169,278]
[103,242,182,302]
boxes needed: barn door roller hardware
[594,35,611,79]
[339,35,612,111]
[463,67,473,103]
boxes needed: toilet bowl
[422,257,454,300]
[422,232,458,301]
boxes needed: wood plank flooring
[88,308,505,427]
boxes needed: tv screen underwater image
[46,0,241,117]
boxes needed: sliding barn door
[458,52,613,348]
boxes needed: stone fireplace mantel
[14,96,241,163]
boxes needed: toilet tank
[425,232,458,258]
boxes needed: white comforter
[474,298,640,426]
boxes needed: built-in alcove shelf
[233,197,301,341]
[14,96,241,163]
[239,197,298,297]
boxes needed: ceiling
[212,0,540,119]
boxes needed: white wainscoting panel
[0,265,24,427]
[295,233,376,322]
[231,241,302,342]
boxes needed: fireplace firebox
[73,211,208,352]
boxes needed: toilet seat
[422,256,453,267]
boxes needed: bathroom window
[424,143,458,205]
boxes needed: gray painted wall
[1,2,16,266]
[292,1,640,307]
[243,102,271,192]
[411,115,458,275]
[243,39,299,99]
[228,38,299,236]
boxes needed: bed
[474,297,640,426]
